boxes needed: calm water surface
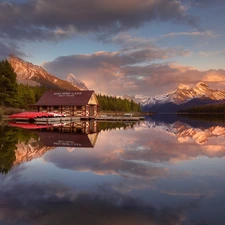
[0,116,225,225]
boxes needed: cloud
[161,30,218,38]
[191,0,225,7]
[43,43,225,97]
[199,50,225,57]
[0,41,26,59]
[0,0,197,42]
[41,31,225,97]
[42,35,191,95]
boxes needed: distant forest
[0,59,141,112]
[97,94,141,112]
[179,103,225,114]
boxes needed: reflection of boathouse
[37,121,99,148]
[32,90,99,118]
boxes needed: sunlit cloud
[199,49,225,57]
[42,38,191,96]
[43,48,225,96]
[161,30,218,38]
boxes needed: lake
[0,115,225,225]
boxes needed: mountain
[8,54,80,91]
[66,73,88,90]
[123,94,147,105]
[142,82,225,112]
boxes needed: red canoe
[9,112,54,119]
[9,122,53,129]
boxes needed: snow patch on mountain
[66,73,88,90]
[177,84,190,90]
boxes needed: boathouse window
[53,106,59,110]
[63,106,70,110]
[77,106,82,110]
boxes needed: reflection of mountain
[14,139,53,166]
[147,119,225,145]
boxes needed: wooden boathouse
[31,90,99,118]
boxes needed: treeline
[97,94,141,112]
[98,121,136,131]
[0,59,141,112]
[0,59,46,109]
[179,103,225,114]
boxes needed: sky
[1,0,225,97]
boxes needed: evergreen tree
[0,60,18,107]
[96,94,141,112]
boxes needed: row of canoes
[9,111,68,122]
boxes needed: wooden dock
[9,115,145,123]
[94,116,145,121]
[34,116,80,123]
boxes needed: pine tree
[0,60,18,107]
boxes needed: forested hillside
[179,103,225,114]
[0,59,46,109]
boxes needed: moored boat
[9,122,53,129]
[9,112,66,122]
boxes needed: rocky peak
[8,53,21,60]
[66,73,88,90]
[195,82,209,89]
[177,84,190,90]
[8,54,42,70]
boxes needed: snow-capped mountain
[8,54,80,90]
[66,73,88,90]
[142,82,225,112]
[144,82,225,106]
[122,94,148,104]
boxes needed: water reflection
[0,117,225,224]
[0,121,135,173]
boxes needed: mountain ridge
[142,82,225,112]
[8,54,82,91]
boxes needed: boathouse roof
[35,90,99,106]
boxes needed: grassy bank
[0,107,25,119]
